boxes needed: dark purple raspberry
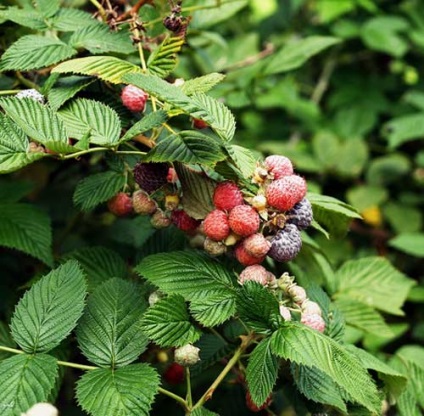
[133,162,169,194]
[268,224,302,262]
[286,198,313,230]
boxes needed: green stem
[0,345,24,355]
[158,387,188,409]
[186,367,193,408]
[115,150,147,156]
[61,147,109,160]
[89,0,108,21]
[0,90,20,95]
[15,72,39,90]
[132,23,147,72]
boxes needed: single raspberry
[246,391,272,412]
[132,190,157,215]
[22,403,58,416]
[234,243,265,266]
[107,192,133,216]
[301,313,326,333]
[279,305,292,321]
[251,194,267,212]
[229,205,260,237]
[163,362,185,384]
[121,85,148,112]
[150,209,171,229]
[16,89,45,104]
[266,175,307,212]
[287,285,307,304]
[301,300,322,316]
[204,238,227,256]
[171,209,200,232]
[264,155,293,179]
[148,291,162,307]
[213,181,244,211]
[174,344,200,366]
[268,224,302,262]
[28,142,45,153]
[286,198,313,230]
[238,265,269,286]
[203,209,230,241]
[167,167,178,183]
[133,162,169,194]
[192,118,208,129]
[243,233,271,258]
[165,194,180,210]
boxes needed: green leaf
[70,23,134,55]
[58,98,121,146]
[0,113,45,173]
[0,7,46,30]
[333,257,415,316]
[121,110,168,142]
[191,0,248,28]
[366,153,411,186]
[76,364,159,416]
[190,292,236,326]
[389,233,424,257]
[144,130,225,166]
[0,98,73,153]
[236,282,282,335]
[33,0,60,17]
[0,354,58,416]
[73,171,126,211]
[265,36,341,75]
[270,322,381,413]
[0,203,53,266]
[347,185,388,212]
[191,407,219,416]
[107,216,156,249]
[181,73,226,95]
[0,35,77,71]
[77,278,148,367]
[384,113,424,148]
[246,337,279,407]
[11,260,87,353]
[63,246,127,291]
[50,8,98,31]
[48,76,94,111]
[141,295,201,347]
[136,251,236,301]
[147,35,185,78]
[225,144,256,178]
[52,56,143,84]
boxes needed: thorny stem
[89,0,107,21]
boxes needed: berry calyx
[133,162,169,194]
[229,205,260,237]
[107,192,133,216]
[266,175,307,211]
[286,198,313,230]
[174,344,200,366]
[301,313,326,333]
[264,155,293,179]
[121,85,148,112]
[213,181,244,211]
[238,265,269,286]
[268,224,302,262]
[234,243,265,266]
[132,190,157,215]
[171,209,200,232]
[203,209,230,241]
[243,233,271,258]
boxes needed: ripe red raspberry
[266,175,307,212]
[203,209,230,241]
[213,181,244,211]
[234,243,264,266]
[133,162,169,194]
[301,313,326,333]
[243,233,271,258]
[229,205,260,237]
[163,362,185,384]
[107,192,133,216]
[264,155,293,179]
[121,85,148,112]
[171,209,200,232]
[239,265,269,286]
[132,190,157,215]
[246,391,272,412]
[192,118,208,129]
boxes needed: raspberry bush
[0,1,422,416]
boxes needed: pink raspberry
[107,192,133,216]
[121,85,149,112]
[203,209,230,241]
[264,155,294,179]
[301,313,326,333]
[167,167,178,183]
[229,205,260,237]
[132,190,157,215]
[266,175,307,211]
[234,243,264,266]
[279,305,292,321]
[302,300,322,316]
[213,181,244,211]
[243,233,271,258]
[171,209,200,232]
[287,285,307,304]
[239,265,269,286]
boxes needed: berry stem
[61,147,109,159]
[15,72,39,90]
[186,367,193,408]
[158,387,188,409]
[132,21,148,72]
[0,90,21,95]
[88,0,108,21]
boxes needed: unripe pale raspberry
[121,85,148,112]
[251,194,267,211]
[150,209,171,229]
[301,300,322,316]
[133,162,169,194]
[279,305,292,321]
[239,265,269,286]
[107,192,133,216]
[287,285,307,303]
[268,224,302,262]
[28,142,45,153]
[266,175,307,211]
[301,313,326,333]
[234,243,265,266]
[22,403,58,416]
[203,209,230,241]
[174,344,200,366]
[264,155,294,179]
[213,181,244,211]
[243,233,271,258]
[148,291,163,306]
[16,89,45,104]
[189,233,206,249]
[171,209,200,232]
[132,190,157,215]
[204,238,227,256]
[165,194,180,211]
[229,205,260,237]
[287,198,313,230]
[246,391,272,412]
